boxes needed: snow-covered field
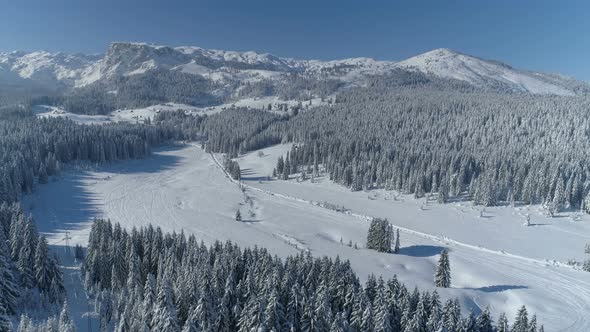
[25,144,590,331]
[32,103,217,125]
[33,105,113,125]
[32,96,325,125]
[237,145,590,264]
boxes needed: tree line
[79,219,539,332]
[183,83,590,213]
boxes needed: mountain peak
[395,48,576,95]
[423,48,460,56]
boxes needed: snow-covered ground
[32,103,217,125]
[33,105,112,125]
[32,96,325,125]
[24,143,590,331]
[110,103,218,123]
[237,144,590,264]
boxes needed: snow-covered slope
[395,48,579,95]
[1,43,588,96]
[0,50,100,88]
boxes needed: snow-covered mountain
[0,50,100,88]
[394,48,584,95]
[0,42,588,96]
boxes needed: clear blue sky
[2,0,589,80]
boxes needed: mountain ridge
[1,42,588,96]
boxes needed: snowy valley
[20,142,590,331]
[1,41,590,332]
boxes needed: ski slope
[24,144,590,331]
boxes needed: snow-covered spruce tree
[17,314,32,332]
[583,193,590,214]
[151,277,180,332]
[477,307,494,332]
[366,218,393,253]
[275,155,285,177]
[511,305,529,332]
[223,155,242,180]
[0,226,18,315]
[0,302,11,332]
[34,236,53,295]
[434,249,451,288]
[282,155,291,180]
[393,228,400,254]
[59,300,76,332]
[529,314,538,332]
[497,312,510,332]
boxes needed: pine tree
[434,249,451,288]
[238,296,263,332]
[152,277,180,332]
[276,156,285,176]
[360,301,374,332]
[16,218,38,289]
[511,306,529,332]
[126,250,142,290]
[477,307,494,332]
[0,229,18,314]
[400,298,411,332]
[0,302,11,332]
[497,313,510,332]
[195,284,214,331]
[216,289,233,332]
[442,299,459,331]
[374,290,391,332]
[59,301,76,332]
[282,155,291,180]
[329,312,348,332]
[182,308,201,332]
[35,236,53,294]
[410,296,427,332]
[314,287,333,331]
[285,282,303,331]
[350,291,366,331]
[549,177,565,215]
[264,287,285,332]
[393,228,400,254]
[462,312,477,332]
[528,314,537,332]
[142,274,157,329]
[366,218,393,253]
[38,163,49,184]
[17,314,32,332]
